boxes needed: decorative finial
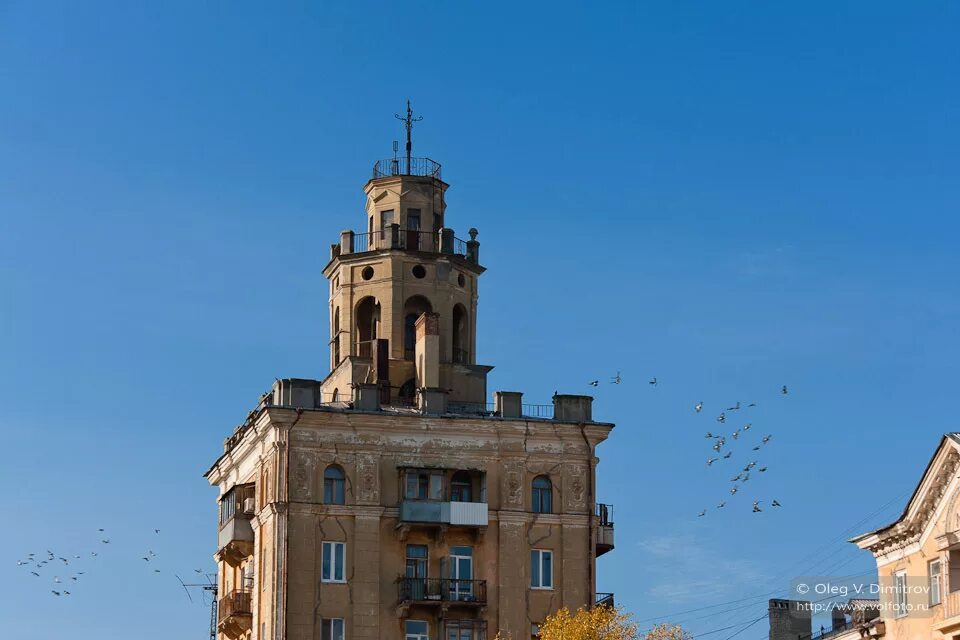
[468,228,478,241]
[394,100,423,173]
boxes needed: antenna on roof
[392,140,400,175]
[394,100,422,174]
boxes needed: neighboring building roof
[849,433,960,548]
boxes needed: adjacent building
[205,147,616,640]
[850,433,960,639]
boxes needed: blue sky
[1,1,957,637]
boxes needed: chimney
[415,312,446,414]
[767,599,811,640]
[415,312,440,389]
[553,394,593,422]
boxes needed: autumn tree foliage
[495,604,690,640]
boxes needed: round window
[361,266,374,281]
[412,265,426,279]
[457,273,466,287]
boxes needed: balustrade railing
[218,590,252,622]
[397,577,487,604]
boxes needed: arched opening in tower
[355,296,380,358]
[452,303,468,364]
[403,295,433,360]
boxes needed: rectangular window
[407,209,421,230]
[321,618,344,640]
[380,210,394,239]
[530,549,553,589]
[405,470,444,500]
[894,570,908,618]
[406,620,429,640]
[930,560,942,606]
[321,541,345,583]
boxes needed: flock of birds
[14,528,211,598]
[590,374,789,517]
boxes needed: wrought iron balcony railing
[218,590,252,622]
[397,577,487,604]
[595,593,615,608]
[372,157,442,179]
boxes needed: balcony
[397,577,488,609]
[217,485,255,566]
[217,590,252,638]
[372,156,442,180]
[400,501,488,526]
[595,593,615,609]
[334,227,477,263]
[596,503,615,557]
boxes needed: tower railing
[339,228,473,260]
[372,157,442,180]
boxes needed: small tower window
[403,295,433,360]
[412,265,426,279]
[452,304,468,364]
[324,465,345,505]
[380,210,394,243]
[333,307,341,365]
[457,273,465,287]
[532,475,552,513]
[361,266,374,281]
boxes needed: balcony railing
[356,340,375,359]
[397,577,487,604]
[945,589,960,619]
[595,593,615,608]
[596,503,614,526]
[218,590,252,623]
[336,228,474,261]
[799,621,854,640]
[373,157,442,179]
[523,404,555,419]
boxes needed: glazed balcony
[217,485,255,566]
[399,500,488,527]
[443,620,487,640]
[397,577,488,607]
[596,503,615,557]
[217,590,252,638]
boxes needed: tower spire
[394,99,423,174]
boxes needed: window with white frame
[930,560,942,606]
[322,541,345,583]
[894,570,908,618]
[321,618,344,640]
[405,620,429,640]
[530,549,553,589]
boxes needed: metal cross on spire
[395,100,423,174]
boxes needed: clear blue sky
[1,1,957,637]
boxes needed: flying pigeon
[713,442,723,453]
[695,401,703,413]
[748,403,757,407]
[588,380,599,387]
[31,572,39,577]
[762,435,772,444]
[759,467,767,473]
[752,446,761,451]
[731,430,740,440]
[753,501,762,513]
[154,529,160,534]
[730,486,739,495]
[611,372,622,384]
[772,500,782,507]
[717,501,726,508]
[723,451,732,459]
[649,377,658,387]
[707,458,718,466]
[782,385,788,395]
[51,591,60,596]
[716,413,726,424]
[698,510,706,517]
[743,423,752,431]
[727,402,740,411]
[705,432,715,438]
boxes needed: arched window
[331,388,339,403]
[324,465,345,505]
[402,295,433,360]
[532,476,552,514]
[355,297,380,358]
[452,304,468,363]
[451,471,472,502]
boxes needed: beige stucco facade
[205,154,615,640]
[851,434,960,640]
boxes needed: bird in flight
[698,510,706,517]
[759,467,768,473]
[649,377,658,387]
[752,445,761,451]
[716,413,726,424]
[772,499,782,507]
[712,441,723,453]
[782,385,788,395]
[51,591,60,596]
[695,401,703,413]
[743,423,752,431]
[611,372,622,384]
[762,435,772,444]
[753,501,762,513]
[705,432,715,438]
[748,402,757,407]
[723,451,732,459]
[707,458,718,466]
[31,572,40,577]
[588,380,598,387]
[727,402,740,411]
[730,486,739,495]
[154,529,160,534]
[731,429,740,440]
[717,501,726,508]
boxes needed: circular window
[412,265,426,279]
[361,266,374,281]
[457,273,465,287]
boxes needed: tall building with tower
[205,107,616,640]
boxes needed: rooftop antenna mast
[177,574,218,640]
[394,99,422,174]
